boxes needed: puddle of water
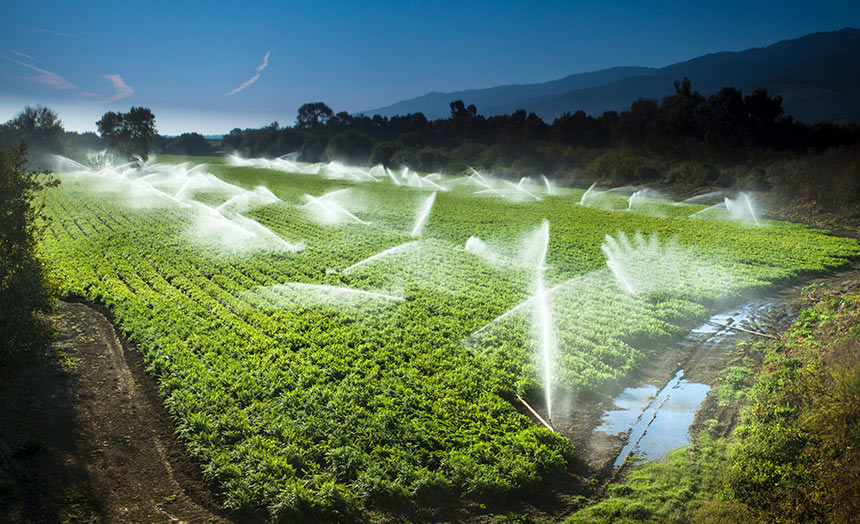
[588,298,797,469]
[633,380,710,460]
[596,384,658,435]
[597,370,711,467]
[690,301,774,336]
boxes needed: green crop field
[38,157,860,520]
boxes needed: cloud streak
[226,73,260,96]
[11,50,38,62]
[1,54,76,89]
[80,74,135,103]
[226,49,271,96]
[257,49,272,72]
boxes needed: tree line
[223,78,859,173]
[2,77,859,207]
[0,105,210,167]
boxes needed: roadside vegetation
[565,279,860,524]
[0,143,58,356]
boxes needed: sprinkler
[516,394,555,433]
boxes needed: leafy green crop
[39,162,859,520]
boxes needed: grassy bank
[564,275,860,524]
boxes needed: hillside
[364,28,860,124]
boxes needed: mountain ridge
[362,28,860,124]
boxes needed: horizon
[2,1,860,135]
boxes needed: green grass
[724,284,860,523]
[38,161,859,521]
[565,431,731,524]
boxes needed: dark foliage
[159,132,214,156]
[96,107,157,160]
[0,143,58,355]
[726,286,860,523]
[221,79,858,180]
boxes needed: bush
[0,143,57,355]
[325,131,375,165]
[370,141,401,167]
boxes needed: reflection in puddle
[598,370,711,467]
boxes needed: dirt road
[0,301,238,524]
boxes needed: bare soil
[0,301,243,524]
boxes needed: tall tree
[5,105,65,155]
[296,102,333,129]
[96,107,157,160]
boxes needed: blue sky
[2,0,859,134]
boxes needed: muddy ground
[533,262,860,486]
[0,301,243,524]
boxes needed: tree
[164,133,212,156]
[124,107,156,159]
[744,88,784,147]
[450,100,470,120]
[0,143,58,355]
[5,105,65,155]
[296,102,333,129]
[96,107,157,160]
[695,87,749,153]
[96,111,126,153]
[325,131,375,165]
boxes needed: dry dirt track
[0,301,241,524]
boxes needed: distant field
[39,157,860,520]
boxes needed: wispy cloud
[257,49,272,72]
[11,50,39,62]
[226,73,260,96]
[80,74,135,103]
[1,54,76,89]
[226,49,271,96]
[32,28,87,38]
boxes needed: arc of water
[534,275,554,421]
[304,193,368,224]
[532,219,554,421]
[174,176,201,201]
[410,192,437,237]
[504,180,540,201]
[215,191,251,212]
[627,189,644,211]
[540,175,553,195]
[343,241,420,273]
[743,193,760,226]
[135,181,192,208]
[468,167,489,184]
[194,203,257,239]
[231,213,303,251]
[579,182,597,205]
[678,190,725,205]
[688,202,726,218]
[470,176,503,196]
[268,283,405,302]
[421,177,446,191]
[49,154,90,172]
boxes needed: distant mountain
[363,28,860,124]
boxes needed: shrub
[0,143,58,355]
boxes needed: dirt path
[0,301,240,524]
